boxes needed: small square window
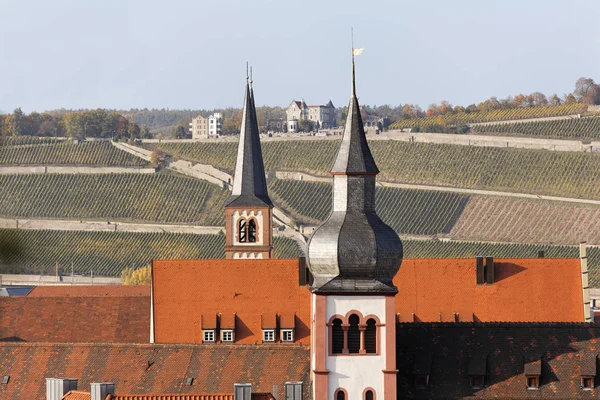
[185,377,194,386]
[582,376,594,390]
[221,329,234,343]
[470,375,484,389]
[526,376,539,390]
[1,376,9,384]
[281,329,294,342]
[263,329,275,342]
[203,329,215,343]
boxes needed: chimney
[485,257,495,284]
[234,383,252,400]
[580,242,592,322]
[476,257,485,285]
[91,383,115,400]
[46,378,77,400]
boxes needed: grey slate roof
[226,80,273,208]
[307,60,402,294]
[330,62,378,174]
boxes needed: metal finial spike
[246,62,249,80]
[250,66,253,85]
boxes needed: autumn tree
[150,148,167,167]
[121,265,151,285]
[574,77,600,104]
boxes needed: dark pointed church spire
[307,47,403,293]
[330,52,378,174]
[226,66,272,207]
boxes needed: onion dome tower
[307,57,403,293]
[225,68,274,259]
[308,50,403,400]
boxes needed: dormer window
[221,329,234,343]
[582,376,594,390]
[203,329,215,343]
[524,359,541,390]
[526,376,539,390]
[468,355,487,390]
[470,376,484,389]
[263,329,275,342]
[281,329,294,342]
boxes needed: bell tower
[225,68,273,259]
[307,50,403,400]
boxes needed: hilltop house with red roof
[0,60,598,400]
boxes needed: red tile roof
[152,259,311,344]
[106,395,235,400]
[28,285,150,297]
[0,296,149,343]
[61,391,91,400]
[397,323,600,398]
[394,258,584,322]
[0,343,309,400]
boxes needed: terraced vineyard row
[0,229,302,276]
[2,228,597,284]
[0,137,61,146]
[148,140,600,200]
[0,141,147,166]
[268,179,468,235]
[449,197,600,245]
[0,174,228,225]
[471,115,600,139]
[389,103,588,130]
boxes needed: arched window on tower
[238,219,247,243]
[248,219,257,243]
[335,389,346,400]
[364,389,374,400]
[331,318,344,354]
[347,314,360,354]
[365,318,377,354]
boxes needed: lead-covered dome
[307,60,403,294]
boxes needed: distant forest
[1,77,598,139]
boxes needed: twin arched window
[335,388,375,400]
[331,313,379,355]
[238,218,257,243]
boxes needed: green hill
[0,141,147,166]
[0,173,228,225]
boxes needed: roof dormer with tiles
[225,71,273,260]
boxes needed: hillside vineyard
[0,140,147,166]
[471,115,600,139]
[0,174,228,224]
[389,103,588,130]
[0,229,303,276]
[148,140,600,199]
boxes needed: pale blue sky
[1,0,599,112]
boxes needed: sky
[1,0,599,113]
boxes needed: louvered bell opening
[347,314,360,354]
[365,318,377,354]
[331,319,344,354]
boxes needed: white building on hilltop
[189,113,223,139]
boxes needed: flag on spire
[352,47,364,56]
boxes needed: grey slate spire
[307,55,403,294]
[226,71,273,208]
